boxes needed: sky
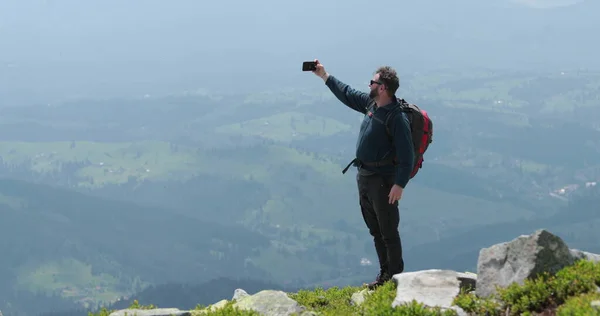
[0,0,598,105]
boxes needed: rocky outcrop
[476,229,575,298]
[107,229,600,316]
[231,290,313,316]
[109,289,315,316]
[475,229,600,298]
[391,269,475,315]
[571,248,600,263]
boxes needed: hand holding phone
[303,59,328,81]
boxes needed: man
[310,59,415,289]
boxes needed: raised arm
[391,111,415,188]
[312,60,371,114]
[323,74,371,114]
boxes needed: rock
[390,269,475,315]
[233,290,306,316]
[108,308,191,316]
[350,289,372,306]
[208,299,228,311]
[233,288,250,301]
[592,300,600,310]
[476,229,575,298]
[570,249,600,263]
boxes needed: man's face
[369,73,384,99]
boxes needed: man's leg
[370,174,404,277]
[357,173,390,287]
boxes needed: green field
[215,111,351,142]
[16,258,126,308]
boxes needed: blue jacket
[325,75,415,188]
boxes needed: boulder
[233,290,307,316]
[233,288,250,301]
[571,249,600,263]
[476,229,576,298]
[391,269,475,315]
[205,299,228,312]
[108,308,191,316]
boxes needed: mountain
[0,177,271,315]
[0,67,599,314]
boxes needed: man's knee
[378,209,401,244]
[368,226,383,238]
[381,229,400,245]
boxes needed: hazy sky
[1,0,598,105]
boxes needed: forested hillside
[1,68,600,315]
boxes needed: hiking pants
[357,172,404,277]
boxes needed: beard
[369,88,379,99]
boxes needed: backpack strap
[371,99,405,143]
[383,102,405,142]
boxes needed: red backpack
[374,98,433,179]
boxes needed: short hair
[375,66,400,96]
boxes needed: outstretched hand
[388,184,403,204]
[312,59,328,80]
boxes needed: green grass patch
[453,259,600,315]
[0,140,202,187]
[557,292,600,315]
[0,141,344,189]
[90,281,459,316]
[16,258,127,308]
[214,111,350,142]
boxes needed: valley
[1,68,599,315]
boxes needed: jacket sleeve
[325,75,371,114]
[391,112,415,188]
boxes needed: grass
[16,258,126,308]
[88,259,600,315]
[0,140,202,187]
[89,281,458,316]
[0,138,540,234]
[453,259,600,315]
[214,111,351,142]
[0,140,345,188]
[288,281,457,316]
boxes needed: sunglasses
[370,80,383,85]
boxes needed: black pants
[357,172,404,277]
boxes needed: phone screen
[302,61,317,71]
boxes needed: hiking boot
[365,272,391,290]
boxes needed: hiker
[310,59,415,289]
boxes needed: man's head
[369,66,400,101]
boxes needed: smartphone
[302,61,317,71]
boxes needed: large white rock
[476,229,575,298]
[391,269,475,315]
[233,289,310,316]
